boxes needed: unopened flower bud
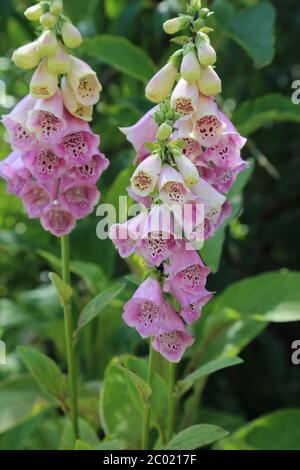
[174,154,199,187]
[196,35,216,66]
[163,15,192,35]
[30,61,58,99]
[157,123,173,141]
[47,42,70,74]
[181,47,201,83]
[40,12,57,29]
[12,41,41,70]
[61,22,83,49]
[50,0,63,15]
[24,4,44,21]
[198,66,222,96]
[37,30,58,56]
[146,61,178,103]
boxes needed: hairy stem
[167,361,176,442]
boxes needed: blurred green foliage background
[0,0,300,450]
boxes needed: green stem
[141,343,156,450]
[61,235,79,440]
[167,361,176,442]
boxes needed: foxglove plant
[0,0,109,440]
[109,0,248,449]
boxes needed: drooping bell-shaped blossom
[172,199,205,246]
[123,276,164,338]
[158,165,190,205]
[152,301,194,363]
[165,242,211,302]
[22,145,66,183]
[40,203,76,237]
[139,204,178,267]
[21,180,57,219]
[109,211,148,258]
[12,41,41,70]
[193,95,226,147]
[30,60,58,99]
[174,153,199,188]
[196,35,216,67]
[2,95,37,151]
[59,177,100,219]
[177,286,213,324]
[68,56,102,106]
[61,76,93,122]
[0,151,32,196]
[171,79,199,118]
[120,107,158,163]
[26,91,67,145]
[61,22,83,49]
[180,49,201,83]
[130,153,161,197]
[68,153,109,185]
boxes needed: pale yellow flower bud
[50,0,63,15]
[61,22,83,49]
[12,41,41,70]
[47,42,70,75]
[145,61,178,103]
[24,4,44,21]
[198,66,222,96]
[37,30,58,57]
[40,12,57,29]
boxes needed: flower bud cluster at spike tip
[110,3,249,363]
[0,2,109,237]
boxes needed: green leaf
[233,94,300,136]
[81,35,156,82]
[213,0,276,67]
[211,270,300,323]
[60,418,99,450]
[75,440,94,450]
[165,424,228,450]
[116,363,151,403]
[77,282,126,334]
[38,250,107,294]
[177,356,243,397]
[17,346,67,406]
[216,409,300,450]
[0,376,51,434]
[49,272,72,307]
[100,355,168,448]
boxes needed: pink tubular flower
[193,95,226,147]
[171,79,199,118]
[2,95,36,151]
[0,151,32,195]
[22,145,66,182]
[20,180,57,218]
[165,241,211,300]
[40,204,76,237]
[26,91,67,145]
[120,107,158,163]
[152,301,194,363]
[59,177,100,219]
[139,204,178,267]
[158,165,189,205]
[56,128,100,167]
[68,154,109,185]
[123,276,164,338]
[109,212,148,258]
